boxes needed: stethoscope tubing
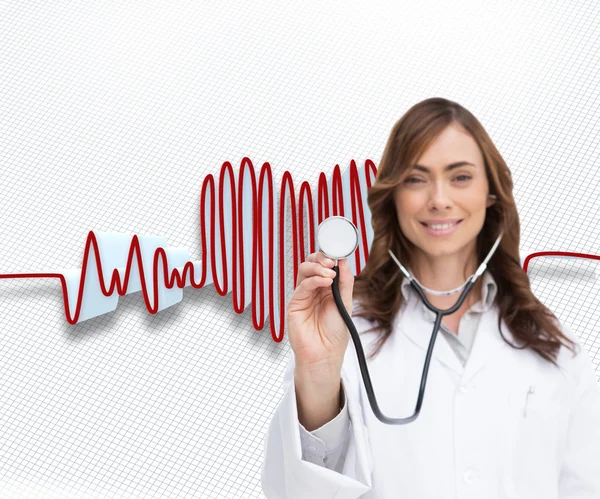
[331,268,477,425]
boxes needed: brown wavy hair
[353,97,577,367]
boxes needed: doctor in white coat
[261,98,600,499]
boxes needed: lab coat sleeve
[298,380,351,472]
[261,348,373,499]
[558,323,600,497]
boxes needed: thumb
[337,258,354,309]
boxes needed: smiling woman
[261,97,600,499]
[390,123,495,313]
[356,99,576,364]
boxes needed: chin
[419,237,472,255]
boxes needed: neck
[409,249,482,309]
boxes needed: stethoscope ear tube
[331,266,477,425]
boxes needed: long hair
[353,97,577,367]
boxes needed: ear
[486,194,497,208]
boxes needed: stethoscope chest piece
[316,216,359,260]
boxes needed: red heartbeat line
[0,157,599,342]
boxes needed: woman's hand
[287,251,355,376]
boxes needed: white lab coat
[261,297,600,499]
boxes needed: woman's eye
[404,176,471,184]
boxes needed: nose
[427,180,453,210]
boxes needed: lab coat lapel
[398,301,465,377]
[461,305,514,383]
[398,300,516,381]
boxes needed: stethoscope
[316,216,503,425]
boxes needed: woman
[261,98,600,498]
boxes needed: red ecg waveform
[0,157,599,342]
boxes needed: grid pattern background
[0,0,599,497]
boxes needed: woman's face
[393,123,495,261]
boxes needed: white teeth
[429,222,456,230]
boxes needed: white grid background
[0,0,599,497]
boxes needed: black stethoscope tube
[331,269,477,425]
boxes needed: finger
[307,251,336,268]
[314,261,337,278]
[335,261,347,287]
[337,258,353,279]
[336,258,355,308]
[293,275,334,301]
[297,253,328,288]
[296,261,336,288]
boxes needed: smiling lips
[420,219,463,236]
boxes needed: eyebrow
[411,161,476,173]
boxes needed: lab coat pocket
[503,384,562,498]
